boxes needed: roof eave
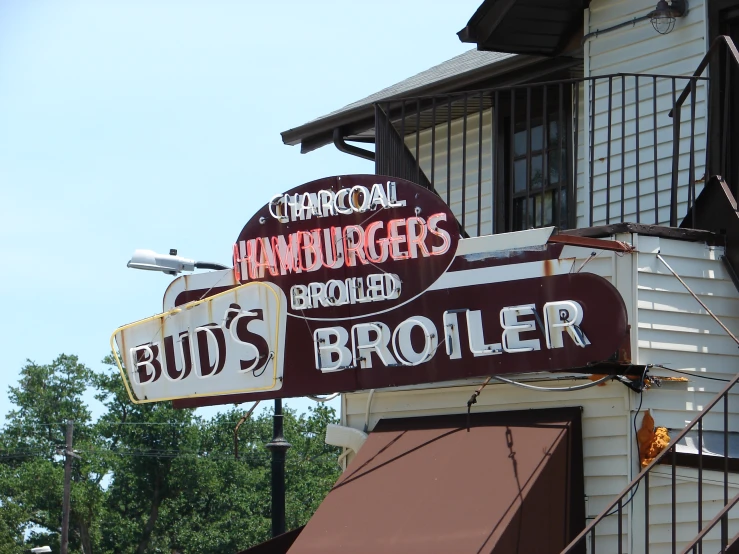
[281,53,541,152]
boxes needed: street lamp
[125,249,290,537]
[127,249,230,275]
[31,548,52,553]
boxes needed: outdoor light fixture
[648,0,688,35]
[30,548,52,554]
[127,249,229,275]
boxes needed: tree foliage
[0,355,341,554]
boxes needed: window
[498,87,572,233]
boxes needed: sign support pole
[266,398,291,537]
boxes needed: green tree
[1,355,342,554]
[0,355,105,554]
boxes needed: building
[267,1,739,552]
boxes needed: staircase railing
[561,372,739,553]
[562,36,739,554]
[671,35,739,228]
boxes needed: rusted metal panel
[111,282,287,403]
[288,408,584,554]
[547,234,635,253]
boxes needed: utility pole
[265,398,291,537]
[60,420,73,554]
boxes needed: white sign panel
[111,282,286,403]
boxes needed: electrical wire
[489,373,613,391]
[599,366,648,519]
[652,365,731,382]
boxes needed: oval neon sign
[233,175,460,320]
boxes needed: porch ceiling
[458,0,588,56]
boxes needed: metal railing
[375,72,706,237]
[559,37,739,554]
[672,35,739,229]
[560,371,739,554]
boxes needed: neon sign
[233,175,460,320]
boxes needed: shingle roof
[311,50,516,124]
[281,49,531,152]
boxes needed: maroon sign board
[150,175,629,409]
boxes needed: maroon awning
[288,408,584,554]
[237,526,304,554]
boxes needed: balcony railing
[374,72,707,236]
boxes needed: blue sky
[0,0,481,421]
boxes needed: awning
[288,407,584,554]
[237,526,303,554]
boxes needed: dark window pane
[549,120,559,147]
[549,151,563,184]
[560,188,568,228]
[514,159,527,193]
[531,124,543,151]
[513,197,525,231]
[514,128,527,157]
[531,155,543,191]
[512,197,535,231]
[543,191,554,227]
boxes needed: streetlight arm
[194,261,230,271]
[127,249,229,275]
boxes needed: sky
[0,0,482,422]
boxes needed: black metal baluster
[620,75,626,222]
[645,471,650,553]
[672,446,677,554]
[400,101,406,178]
[698,418,703,554]
[558,82,564,229]
[493,91,500,235]
[526,87,532,228]
[723,55,730,177]
[542,84,548,228]
[478,90,483,236]
[689,78,696,229]
[462,94,468,232]
[431,98,436,189]
[606,76,613,225]
[447,97,452,206]
[493,91,499,235]
[617,497,623,554]
[635,75,641,222]
[510,89,516,231]
[653,77,659,224]
[590,79,596,227]
[415,99,421,185]
[573,82,579,230]
[670,77,679,227]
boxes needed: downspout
[333,128,375,161]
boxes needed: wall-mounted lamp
[648,0,688,35]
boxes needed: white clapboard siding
[633,236,739,551]
[581,0,708,227]
[645,468,739,553]
[637,236,739,432]
[405,109,494,237]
